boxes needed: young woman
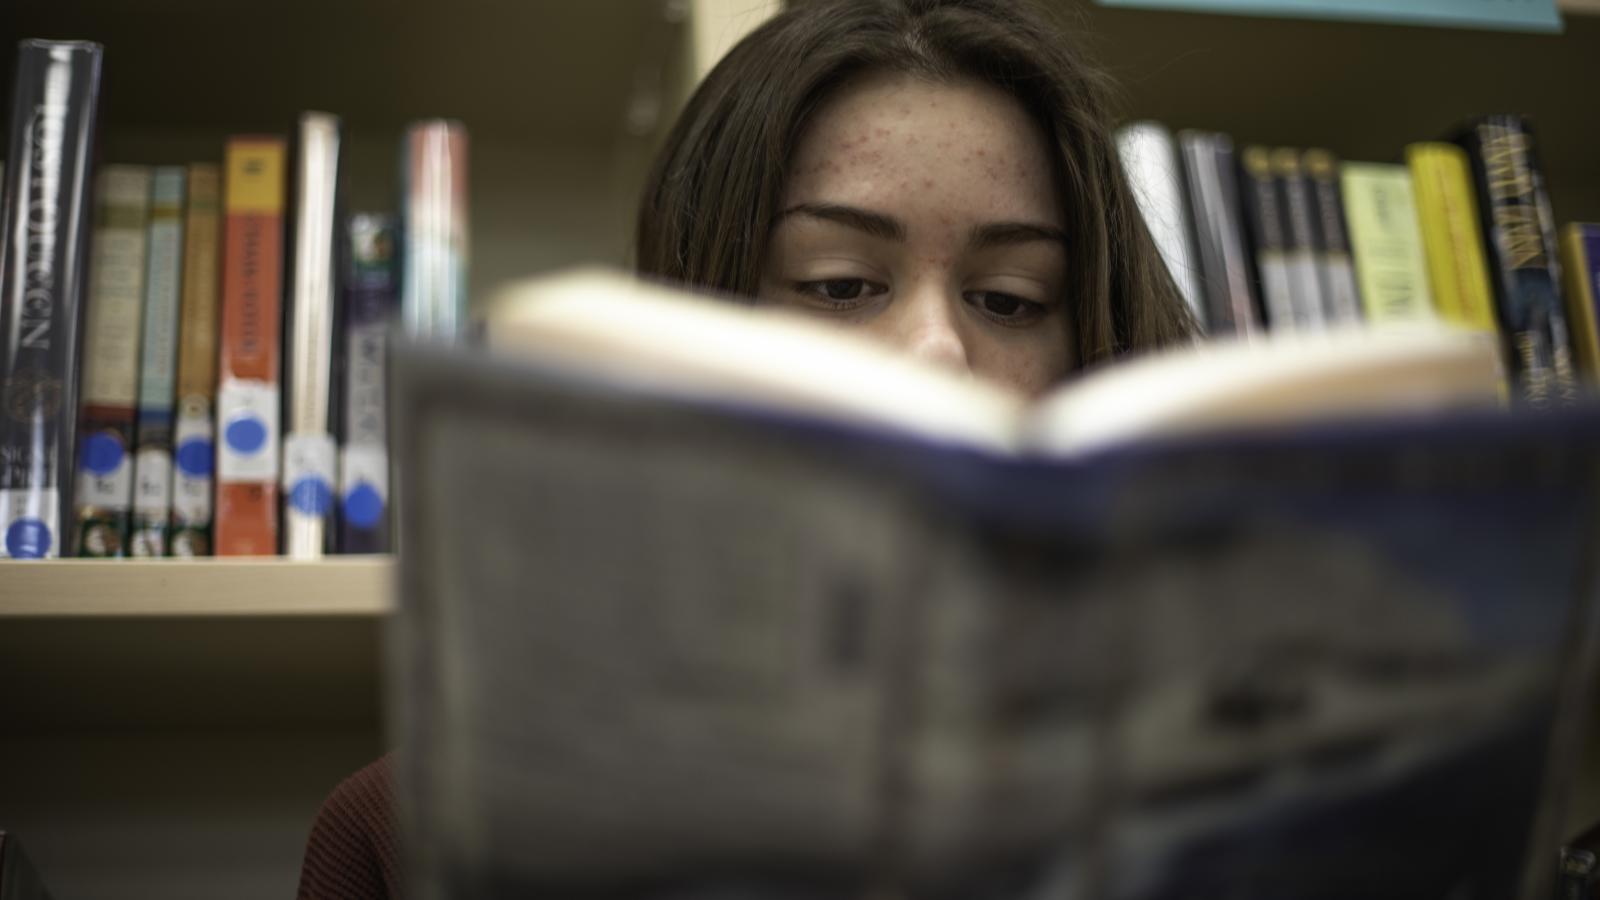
[297,1,1190,896]
[637,0,1195,395]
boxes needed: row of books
[1116,117,1595,408]
[0,38,469,559]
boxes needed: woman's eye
[967,291,1044,323]
[795,278,883,306]
[820,279,865,300]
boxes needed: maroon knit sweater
[297,754,400,900]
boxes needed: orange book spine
[214,137,286,555]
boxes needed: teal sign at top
[1094,0,1563,32]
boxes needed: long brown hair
[635,0,1196,368]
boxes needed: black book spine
[0,40,102,558]
[1271,147,1329,330]
[1559,847,1598,900]
[1303,148,1365,325]
[1457,115,1579,406]
[1179,131,1261,338]
[1238,146,1296,331]
[337,214,398,553]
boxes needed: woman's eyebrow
[777,203,905,241]
[969,221,1068,250]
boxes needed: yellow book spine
[1559,224,1600,378]
[1405,143,1498,334]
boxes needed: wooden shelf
[0,557,393,616]
[0,559,390,735]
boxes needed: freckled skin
[760,73,1072,396]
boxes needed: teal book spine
[129,166,186,556]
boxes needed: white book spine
[402,120,469,340]
[1117,122,1205,330]
[283,112,342,559]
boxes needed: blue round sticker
[175,438,215,477]
[343,482,385,529]
[6,518,52,558]
[289,477,334,517]
[225,416,268,455]
[82,432,125,475]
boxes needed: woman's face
[760,72,1073,396]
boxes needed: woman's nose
[888,282,971,375]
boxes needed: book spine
[283,113,342,559]
[1458,115,1580,406]
[1560,224,1600,378]
[401,119,469,340]
[339,214,398,554]
[129,167,186,557]
[1115,122,1205,330]
[1339,163,1436,326]
[215,137,286,556]
[1302,148,1364,326]
[1270,147,1329,330]
[1407,143,1500,336]
[1178,131,1260,338]
[0,40,101,559]
[73,165,150,557]
[1559,847,1598,900]
[1238,146,1297,330]
[171,163,222,556]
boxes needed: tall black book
[1456,115,1579,407]
[1271,147,1329,330]
[0,40,102,559]
[1178,131,1260,337]
[1303,148,1364,326]
[1238,146,1298,331]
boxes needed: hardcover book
[1238,146,1299,330]
[0,40,101,560]
[1116,122,1205,329]
[1341,163,1436,326]
[1560,223,1600,377]
[339,214,399,554]
[1178,131,1260,337]
[74,165,151,558]
[283,112,343,559]
[171,163,222,556]
[393,270,1597,900]
[1302,148,1363,325]
[1271,147,1329,329]
[1407,143,1500,337]
[129,166,186,557]
[401,119,469,340]
[1457,115,1580,406]
[215,137,286,556]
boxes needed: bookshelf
[1074,0,1600,221]
[3,0,1599,897]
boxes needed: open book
[391,269,1600,900]
[479,270,1506,457]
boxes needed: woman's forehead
[785,72,1061,228]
